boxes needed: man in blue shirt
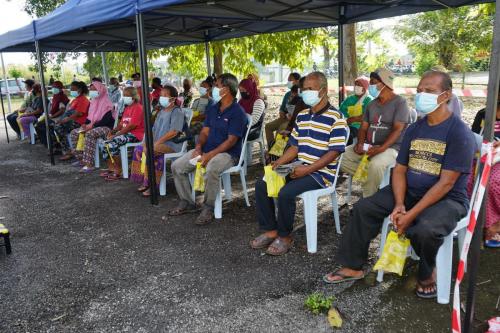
[324,71,475,299]
[169,73,247,225]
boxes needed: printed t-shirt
[339,94,373,129]
[121,103,145,141]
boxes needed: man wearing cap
[340,68,410,198]
[339,76,373,145]
[6,79,35,139]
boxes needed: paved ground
[0,106,498,332]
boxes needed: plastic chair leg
[240,170,250,207]
[214,179,223,219]
[331,192,341,234]
[258,140,265,165]
[120,146,129,179]
[346,175,352,203]
[29,123,35,144]
[159,159,167,196]
[94,146,100,168]
[376,218,392,283]
[189,173,195,202]
[221,173,232,201]
[246,142,252,168]
[303,193,318,254]
[436,234,453,304]
[457,228,467,272]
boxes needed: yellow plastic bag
[264,165,286,197]
[269,134,288,157]
[353,154,370,183]
[347,104,363,117]
[373,230,410,276]
[192,111,200,118]
[140,152,147,174]
[76,132,85,151]
[193,162,206,192]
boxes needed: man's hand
[192,146,202,158]
[354,143,365,155]
[279,111,286,119]
[199,151,215,167]
[278,130,291,136]
[106,132,114,140]
[367,145,385,158]
[290,165,310,179]
[390,204,406,223]
[394,213,415,236]
[153,142,164,153]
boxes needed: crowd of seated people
[7,67,498,299]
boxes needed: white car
[0,78,25,96]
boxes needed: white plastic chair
[375,172,480,305]
[346,162,395,204]
[119,141,142,179]
[159,108,193,196]
[297,127,350,254]
[211,114,253,219]
[29,122,36,144]
[246,111,266,170]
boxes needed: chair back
[236,114,253,168]
[247,108,266,142]
[328,125,350,189]
[179,108,194,153]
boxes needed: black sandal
[415,280,437,299]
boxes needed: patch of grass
[304,293,334,315]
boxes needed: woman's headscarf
[238,79,260,115]
[87,80,115,124]
[50,81,69,115]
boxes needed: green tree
[356,23,391,74]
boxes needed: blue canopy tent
[0,3,498,330]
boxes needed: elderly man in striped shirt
[250,72,348,256]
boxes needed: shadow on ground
[0,132,498,332]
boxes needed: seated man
[250,72,348,256]
[340,68,410,198]
[107,77,122,105]
[169,73,247,225]
[324,71,475,299]
[265,72,301,147]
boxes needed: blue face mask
[415,91,445,114]
[302,90,321,107]
[159,96,172,108]
[212,87,224,103]
[368,84,383,98]
[89,90,99,99]
[199,87,207,96]
[52,88,60,95]
[70,91,78,98]
[286,81,294,89]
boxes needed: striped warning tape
[262,86,488,97]
[451,141,497,333]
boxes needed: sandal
[105,173,121,181]
[195,208,214,226]
[167,201,198,216]
[142,189,151,197]
[99,170,112,177]
[79,166,95,173]
[485,233,500,248]
[323,270,365,284]
[250,233,277,249]
[137,186,149,193]
[265,237,294,256]
[415,280,437,299]
[59,154,73,161]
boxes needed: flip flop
[105,173,121,181]
[322,271,365,284]
[250,234,277,249]
[484,239,500,248]
[167,204,198,216]
[137,186,149,193]
[265,238,294,256]
[415,281,437,299]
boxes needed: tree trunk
[86,52,97,80]
[213,45,223,76]
[342,23,358,86]
[323,43,330,71]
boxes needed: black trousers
[336,185,467,281]
[255,175,321,237]
[7,112,20,136]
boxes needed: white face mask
[354,86,364,96]
[286,81,294,89]
[123,96,133,106]
[89,90,99,99]
[159,96,173,108]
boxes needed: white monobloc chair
[346,162,394,204]
[192,114,252,219]
[297,127,350,254]
[375,135,483,305]
[246,111,267,170]
[159,108,193,196]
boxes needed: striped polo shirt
[288,104,348,187]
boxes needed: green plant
[304,293,334,315]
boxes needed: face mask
[108,85,116,91]
[240,91,250,99]
[133,81,141,88]
[52,88,60,95]
[286,81,294,89]
[354,86,364,96]
[89,91,99,99]
[159,96,172,108]
[123,96,133,106]
[212,87,224,103]
[302,90,322,107]
[415,91,446,115]
[199,87,207,96]
[70,91,78,98]
[368,84,384,98]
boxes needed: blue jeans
[255,175,322,237]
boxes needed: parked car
[0,78,25,96]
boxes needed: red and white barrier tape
[452,141,496,333]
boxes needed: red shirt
[120,102,145,141]
[69,95,90,125]
[149,87,162,102]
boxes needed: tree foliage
[396,4,494,74]
[356,23,391,74]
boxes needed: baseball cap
[370,68,395,90]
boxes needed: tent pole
[205,41,212,77]
[35,41,55,165]
[0,83,9,143]
[1,53,13,123]
[463,0,500,332]
[136,12,158,206]
[338,24,344,104]
[101,51,109,85]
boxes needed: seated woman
[7,79,35,139]
[69,80,115,172]
[471,100,500,248]
[130,86,186,197]
[239,78,265,126]
[338,76,373,145]
[57,81,90,160]
[18,83,47,140]
[36,81,70,148]
[101,87,144,181]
